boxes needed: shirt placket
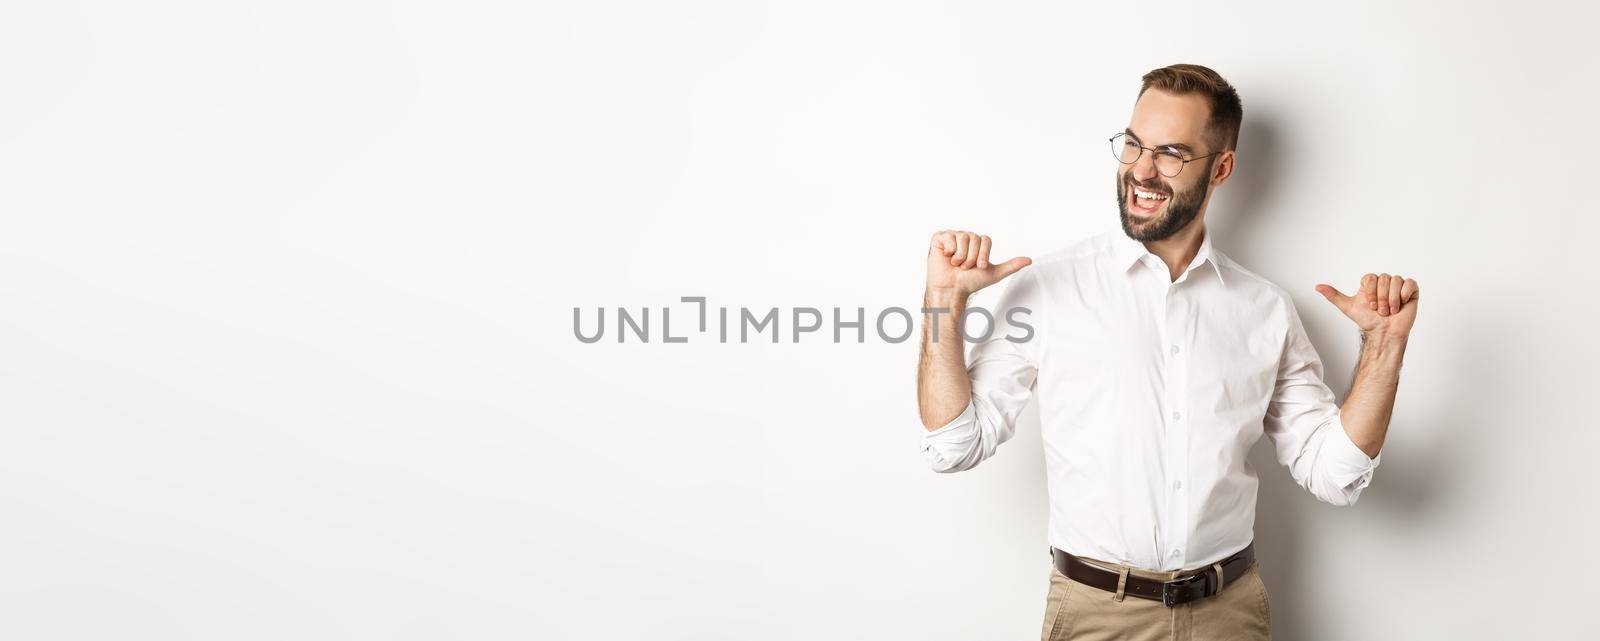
[1160,274,1191,571]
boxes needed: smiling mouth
[1127,182,1169,216]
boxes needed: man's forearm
[918,288,971,430]
[1338,331,1408,458]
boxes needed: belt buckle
[1161,572,1208,607]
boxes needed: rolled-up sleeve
[1262,298,1382,506]
[919,270,1042,473]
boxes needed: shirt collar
[1111,229,1228,287]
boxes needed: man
[915,64,1418,641]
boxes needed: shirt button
[1172,411,1182,421]
[1173,480,1182,490]
[1170,344,1180,355]
[1171,549,1181,558]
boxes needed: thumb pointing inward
[1315,284,1350,309]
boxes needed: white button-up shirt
[920,229,1381,571]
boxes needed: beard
[1116,158,1214,242]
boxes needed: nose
[1129,148,1161,184]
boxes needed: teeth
[1134,188,1168,201]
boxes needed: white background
[3,1,1597,639]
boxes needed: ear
[1210,150,1235,187]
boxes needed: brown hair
[1138,64,1243,152]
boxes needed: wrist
[924,286,970,308]
[1360,328,1408,357]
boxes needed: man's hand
[1315,273,1420,339]
[919,230,1031,431]
[926,230,1032,298]
[1316,273,1418,459]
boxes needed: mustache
[1123,176,1170,195]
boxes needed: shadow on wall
[1214,113,1484,639]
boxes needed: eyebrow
[1124,128,1196,154]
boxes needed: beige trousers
[1040,555,1271,641]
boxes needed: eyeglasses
[1110,132,1222,178]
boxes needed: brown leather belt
[1050,542,1255,608]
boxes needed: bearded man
[915,63,1419,641]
